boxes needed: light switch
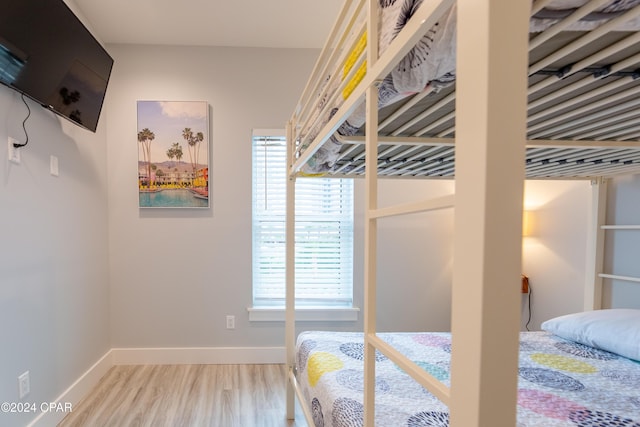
[8,137,20,164]
[50,155,59,176]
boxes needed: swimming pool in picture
[139,189,208,208]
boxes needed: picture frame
[136,100,209,208]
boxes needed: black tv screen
[0,0,113,132]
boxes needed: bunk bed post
[363,83,379,427]
[285,120,296,420]
[450,1,530,426]
[363,1,379,426]
[585,177,608,310]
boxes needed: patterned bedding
[295,331,640,426]
[299,0,640,174]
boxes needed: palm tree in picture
[137,128,155,189]
[172,142,184,164]
[182,128,204,187]
[166,146,176,164]
[166,146,176,187]
[193,131,204,183]
[173,144,184,186]
[166,143,184,186]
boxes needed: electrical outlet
[18,371,30,399]
[8,137,21,164]
[50,155,59,176]
[226,315,235,329]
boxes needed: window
[252,132,354,311]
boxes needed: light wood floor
[58,364,306,427]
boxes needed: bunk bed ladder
[594,185,640,302]
[362,1,531,426]
[360,0,456,423]
[363,1,532,426]
[363,82,455,425]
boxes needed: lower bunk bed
[293,309,640,427]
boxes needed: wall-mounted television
[0,0,113,133]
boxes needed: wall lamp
[522,210,536,237]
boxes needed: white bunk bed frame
[284,1,640,426]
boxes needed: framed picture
[137,101,209,208]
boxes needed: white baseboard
[111,346,286,365]
[28,350,113,427]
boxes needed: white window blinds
[252,134,354,307]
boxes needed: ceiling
[73,0,343,49]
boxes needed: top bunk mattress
[293,0,640,178]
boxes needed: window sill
[247,307,360,322]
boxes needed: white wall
[0,87,110,426]
[105,44,328,348]
[372,179,455,332]
[521,180,592,330]
[373,178,595,333]
[104,43,605,346]
[369,178,597,333]
[104,44,462,346]
[518,176,640,328]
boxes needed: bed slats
[293,0,640,179]
[330,136,640,178]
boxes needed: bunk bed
[285,1,640,426]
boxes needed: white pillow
[541,309,640,361]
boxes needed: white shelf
[598,273,640,283]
